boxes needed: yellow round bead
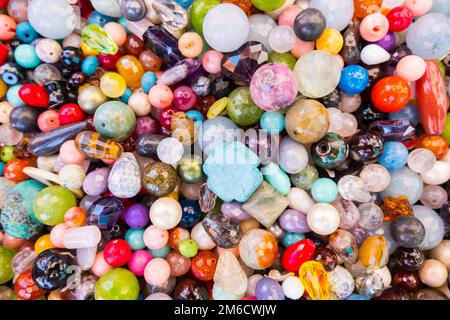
[34,234,55,254]
[207,97,228,119]
[316,28,344,55]
[81,41,100,56]
[100,72,127,98]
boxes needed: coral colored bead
[144,257,171,286]
[103,239,132,267]
[354,0,383,18]
[58,103,85,125]
[415,134,449,160]
[98,51,121,70]
[173,86,197,111]
[191,251,218,281]
[359,13,389,42]
[64,207,87,227]
[291,38,315,59]
[37,110,60,132]
[178,32,203,58]
[18,84,49,108]
[2,233,26,249]
[59,140,86,165]
[371,76,411,113]
[404,0,432,17]
[34,234,55,254]
[14,270,45,300]
[396,55,426,82]
[201,50,223,74]
[386,6,413,32]
[0,14,16,41]
[278,5,302,28]
[149,84,173,109]
[4,158,29,183]
[281,239,316,272]
[103,22,127,46]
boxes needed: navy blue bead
[179,199,201,228]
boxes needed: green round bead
[0,146,16,163]
[226,87,264,126]
[93,101,136,141]
[33,186,77,226]
[95,268,139,300]
[269,52,297,70]
[443,113,450,145]
[311,178,338,203]
[0,247,15,284]
[177,155,203,183]
[252,0,285,12]
[190,0,220,34]
[178,239,198,258]
[289,164,319,190]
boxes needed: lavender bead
[279,209,311,233]
[255,278,285,300]
[82,168,110,196]
[125,203,150,228]
[221,202,253,222]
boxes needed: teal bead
[260,111,285,134]
[120,88,133,104]
[148,244,170,258]
[282,232,305,247]
[125,228,146,250]
[261,162,291,195]
[311,178,338,203]
[82,56,99,76]
[7,85,25,107]
[93,101,136,141]
[15,22,39,44]
[14,44,41,69]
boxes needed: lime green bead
[443,113,450,144]
[0,247,15,284]
[178,239,198,258]
[269,52,297,70]
[0,146,16,163]
[95,268,139,300]
[226,87,264,126]
[33,186,77,226]
[252,0,285,12]
[82,24,119,55]
[190,0,220,34]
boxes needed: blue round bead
[15,22,39,44]
[82,56,99,77]
[125,228,146,250]
[179,199,201,228]
[338,65,369,95]
[87,11,115,27]
[282,232,305,247]
[260,111,285,134]
[311,178,338,203]
[149,244,171,258]
[378,141,408,171]
[7,84,25,107]
[14,44,41,69]
[120,87,133,104]
[141,72,158,93]
[388,103,420,126]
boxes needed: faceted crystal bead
[380,196,413,221]
[143,25,183,67]
[202,212,241,248]
[368,120,415,142]
[86,197,125,230]
[221,41,269,85]
[199,183,217,213]
[81,24,119,55]
[152,0,189,31]
[337,175,371,203]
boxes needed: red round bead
[98,52,122,70]
[18,84,49,108]
[281,239,316,272]
[173,85,198,111]
[159,107,181,130]
[386,6,413,32]
[371,76,411,113]
[0,43,8,65]
[0,0,8,9]
[103,239,132,267]
[14,270,45,300]
[4,158,30,183]
[58,103,85,125]
[37,110,60,132]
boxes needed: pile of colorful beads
[0,0,450,301]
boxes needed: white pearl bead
[282,276,305,300]
[307,203,340,235]
[421,161,450,185]
[149,198,182,230]
[287,188,315,213]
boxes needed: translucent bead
[380,167,424,205]
[337,175,371,203]
[327,108,344,133]
[268,26,296,53]
[420,185,448,209]
[420,161,450,185]
[413,205,445,251]
[156,137,184,166]
[407,148,436,173]
[81,24,119,55]
[355,271,384,298]
[247,14,277,54]
[336,113,358,137]
[298,261,330,300]
[359,164,391,192]
[310,0,354,31]
[116,55,145,89]
[358,203,384,230]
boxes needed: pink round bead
[396,55,426,82]
[144,258,171,286]
[143,225,169,250]
[148,84,173,109]
[290,38,314,58]
[128,250,153,276]
[49,223,69,248]
[1,233,26,249]
[59,140,86,165]
[404,0,433,16]
[359,13,389,42]
[91,251,112,277]
[37,110,60,132]
[201,50,223,74]
[173,85,197,111]
[278,5,302,28]
[103,22,127,47]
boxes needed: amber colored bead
[191,251,218,281]
[74,131,123,160]
[4,158,30,183]
[415,134,449,160]
[222,0,253,15]
[353,0,383,18]
[298,261,330,300]
[14,137,36,160]
[392,269,423,292]
[171,112,197,145]
[380,196,413,221]
[358,235,389,268]
[14,270,45,300]
[124,34,145,57]
[116,55,145,89]
[139,50,162,72]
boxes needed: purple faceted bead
[87,197,124,231]
[369,120,415,142]
[279,209,311,233]
[125,203,150,228]
[221,202,252,223]
[143,25,183,67]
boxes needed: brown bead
[166,251,191,277]
[139,50,162,72]
[393,269,423,292]
[380,196,413,221]
[124,34,145,57]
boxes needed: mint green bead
[0,247,15,284]
[178,239,198,258]
[190,0,220,34]
[212,283,245,300]
[94,101,136,141]
[14,44,41,69]
[227,87,264,127]
[311,178,338,203]
[6,85,25,107]
[149,244,170,258]
[261,162,291,195]
[260,111,285,133]
[33,186,77,226]
[95,268,139,300]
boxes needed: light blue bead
[125,228,146,250]
[338,65,369,95]
[378,141,408,171]
[82,56,99,76]
[117,17,131,34]
[282,232,305,247]
[346,294,369,300]
[15,22,39,44]
[260,111,285,134]
[186,110,204,123]
[141,72,158,93]
[174,0,194,9]
[0,161,4,176]
[14,44,41,69]
[7,85,25,107]
[120,88,133,104]
[261,162,291,195]
[388,103,419,126]
[311,178,338,203]
[149,244,171,258]
[87,11,115,27]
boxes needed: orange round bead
[354,0,383,18]
[371,76,411,113]
[415,134,449,160]
[14,270,45,300]
[191,251,218,281]
[3,158,29,183]
[64,207,87,227]
[34,234,55,254]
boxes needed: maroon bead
[98,52,122,70]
